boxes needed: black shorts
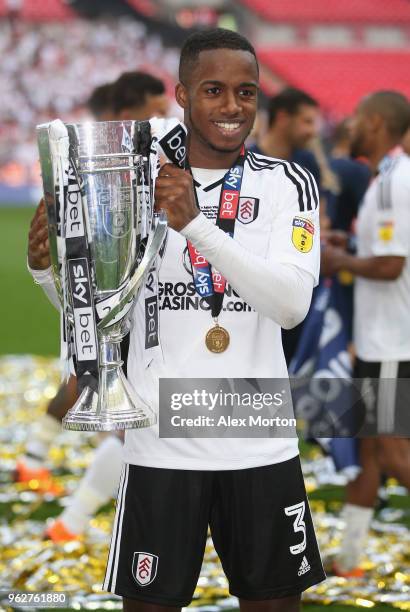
[103,456,326,606]
[354,357,410,436]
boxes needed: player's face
[287,104,319,149]
[351,104,373,158]
[177,48,259,156]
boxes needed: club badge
[132,552,158,587]
[237,197,259,224]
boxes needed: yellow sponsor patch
[292,217,314,253]
[378,221,394,242]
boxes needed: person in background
[21,72,169,542]
[326,118,371,233]
[252,87,321,187]
[251,87,321,364]
[324,91,410,577]
[87,82,116,121]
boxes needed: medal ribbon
[152,121,245,319]
[187,148,246,318]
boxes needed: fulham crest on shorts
[132,552,158,586]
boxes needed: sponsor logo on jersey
[158,281,253,312]
[292,217,314,253]
[378,220,394,242]
[298,555,311,576]
[237,197,259,224]
[132,552,158,586]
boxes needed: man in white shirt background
[324,90,410,576]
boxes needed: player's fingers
[158,162,179,176]
[29,223,48,241]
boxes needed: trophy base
[62,366,156,432]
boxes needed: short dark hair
[362,90,410,138]
[179,28,258,84]
[111,71,165,115]
[87,82,114,119]
[267,88,318,126]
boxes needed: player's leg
[333,438,378,576]
[46,433,123,541]
[15,375,78,493]
[376,437,410,488]
[210,457,325,609]
[17,375,77,468]
[103,465,211,608]
[373,361,410,488]
[239,595,300,612]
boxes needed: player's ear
[175,82,188,110]
[369,112,383,133]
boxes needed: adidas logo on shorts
[298,555,311,576]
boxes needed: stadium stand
[125,0,158,18]
[239,0,410,24]
[1,0,409,201]
[258,48,410,117]
[0,0,75,20]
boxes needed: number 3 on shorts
[284,501,307,555]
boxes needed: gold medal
[205,323,230,353]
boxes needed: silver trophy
[37,119,167,431]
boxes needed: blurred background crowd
[1,0,410,203]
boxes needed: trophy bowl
[37,119,167,431]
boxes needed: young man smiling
[103,30,325,612]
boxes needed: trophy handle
[97,211,167,330]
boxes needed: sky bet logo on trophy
[37,118,187,431]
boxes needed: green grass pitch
[0,206,59,357]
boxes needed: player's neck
[369,137,401,173]
[187,134,243,170]
[258,131,292,160]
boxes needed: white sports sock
[60,435,123,535]
[336,503,374,571]
[24,413,62,468]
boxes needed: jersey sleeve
[370,170,410,257]
[268,164,321,285]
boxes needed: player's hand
[321,244,348,277]
[322,229,349,250]
[28,198,51,270]
[154,163,199,232]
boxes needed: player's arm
[27,199,60,309]
[156,163,320,329]
[322,250,404,280]
[324,176,409,280]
